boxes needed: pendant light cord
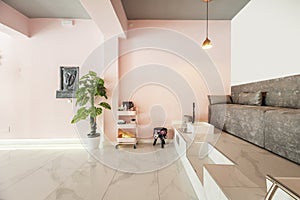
[206,0,209,38]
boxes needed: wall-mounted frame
[56,66,79,98]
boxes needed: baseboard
[0,138,173,150]
[0,138,83,149]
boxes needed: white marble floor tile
[0,149,65,166]
[0,149,65,191]
[103,171,159,200]
[158,159,198,200]
[92,145,160,173]
[45,159,116,200]
[90,142,180,173]
[0,150,11,160]
[0,150,89,200]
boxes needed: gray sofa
[208,74,300,164]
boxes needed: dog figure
[153,127,167,148]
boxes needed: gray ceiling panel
[2,0,91,19]
[1,0,250,20]
[121,0,251,20]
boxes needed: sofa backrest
[231,74,300,109]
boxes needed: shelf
[116,137,137,143]
[117,123,137,129]
[116,105,138,149]
[117,111,136,116]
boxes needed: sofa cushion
[238,92,263,106]
[208,95,232,105]
[265,90,300,108]
[209,104,275,147]
[209,104,227,130]
[264,108,300,164]
[224,104,274,147]
[231,93,239,104]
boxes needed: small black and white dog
[153,127,167,148]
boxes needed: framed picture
[56,66,79,98]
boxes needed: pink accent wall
[118,20,231,138]
[0,19,103,139]
[0,18,230,140]
[125,20,231,91]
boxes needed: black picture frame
[56,66,79,98]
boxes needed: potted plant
[71,71,111,145]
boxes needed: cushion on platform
[238,91,263,106]
[208,95,232,105]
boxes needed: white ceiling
[1,0,251,20]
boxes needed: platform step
[203,165,265,200]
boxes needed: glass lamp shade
[202,37,212,49]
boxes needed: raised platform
[174,124,300,199]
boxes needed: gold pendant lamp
[202,0,212,49]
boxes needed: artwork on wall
[56,66,79,98]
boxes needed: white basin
[187,122,214,134]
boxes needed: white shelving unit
[116,109,138,149]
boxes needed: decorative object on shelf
[202,0,213,49]
[117,119,126,124]
[71,71,111,142]
[184,115,193,123]
[118,106,124,111]
[56,66,79,98]
[118,129,135,138]
[122,101,134,111]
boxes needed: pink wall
[0,1,29,37]
[0,19,102,139]
[0,18,230,140]
[118,20,231,139]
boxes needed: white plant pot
[85,136,100,150]
[99,132,104,149]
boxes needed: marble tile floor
[0,143,198,200]
[1,130,299,200]
[91,142,180,173]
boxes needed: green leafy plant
[71,71,111,138]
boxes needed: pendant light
[202,0,212,49]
